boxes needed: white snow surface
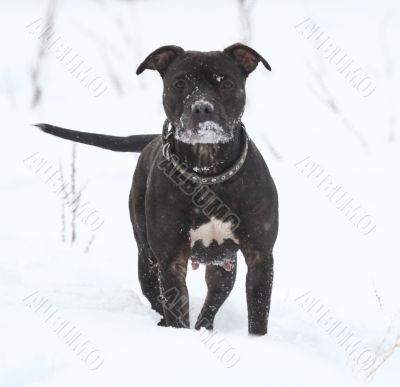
[1,0,400,386]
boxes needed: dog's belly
[189,217,239,271]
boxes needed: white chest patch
[189,217,239,248]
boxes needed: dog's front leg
[241,241,274,335]
[158,253,190,328]
[195,262,237,330]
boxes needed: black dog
[36,43,278,335]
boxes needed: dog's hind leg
[195,261,237,330]
[130,155,165,324]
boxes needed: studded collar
[161,119,248,185]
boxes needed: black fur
[36,44,278,335]
[35,124,159,152]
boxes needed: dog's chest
[189,217,239,248]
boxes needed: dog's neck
[173,126,243,176]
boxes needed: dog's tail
[34,123,160,152]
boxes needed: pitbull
[36,43,279,335]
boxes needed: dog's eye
[174,80,186,90]
[221,80,234,90]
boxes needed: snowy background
[1,0,399,386]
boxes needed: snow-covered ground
[1,0,399,386]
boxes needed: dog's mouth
[175,120,233,145]
[190,257,235,272]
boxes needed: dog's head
[136,44,270,145]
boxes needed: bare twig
[112,13,141,62]
[58,162,66,243]
[307,61,368,149]
[70,143,77,244]
[366,323,400,380]
[372,283,383,311]
[31,0,57,108]
[4,73,16,109]
[237,0,281,160]
[83,234,95,254]
[80,0,145,91]
[378,14,397,143]
[59,153,89,245]
[73,20,128,95]
[388,116,396,143]
[378,14,394,79]
[103,52,124,96]
[238,0,256,44]
[261,136,282,160]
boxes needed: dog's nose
[191,100,214,115]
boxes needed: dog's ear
[223,43,271,75]
[136,45,184,76]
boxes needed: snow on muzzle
[174,120,233,145]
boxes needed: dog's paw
[157,317,167,327]
[248,324,267,336]
[195,318,214,331]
